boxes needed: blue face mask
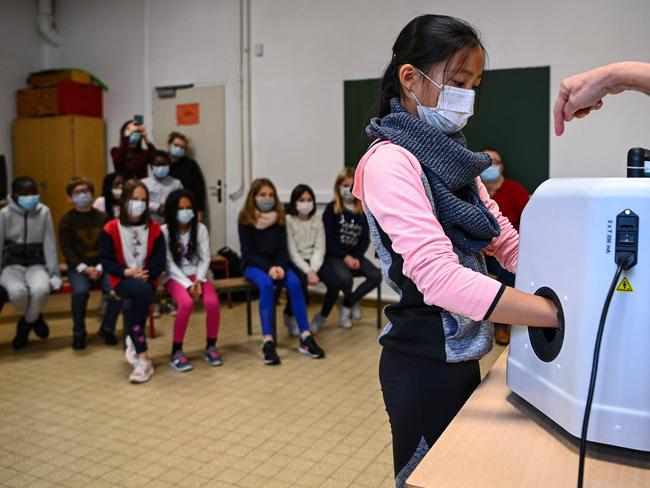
[170,145,185,158]
[480,166,502,183]
[72,191,93,209]
[152,165,170,179]
[128,132,142,145]
[17,194,40,211]
[177,209,195,224]
[256,197,276,213]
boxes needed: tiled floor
[0,293,504,488]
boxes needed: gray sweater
[0,198,61,280]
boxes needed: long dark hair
[101,172,126,219]
[287,184,317,218]
[378,15,485,117]
[164,189,199,266]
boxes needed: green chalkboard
[344,67,550,194]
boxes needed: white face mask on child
[409,68,475,134]
[128,200,146,218]
[296,201,314,216]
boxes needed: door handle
[208,180,223,203]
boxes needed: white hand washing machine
[507,178,650,452]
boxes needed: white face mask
[128,199,147,218]
[111,188,123,200]
[296,201,314,216]
[410,68,475,134]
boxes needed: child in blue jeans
[238,178,325,365]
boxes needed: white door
[152,84,227,253]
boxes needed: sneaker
[351,303,363,321]
[164,300,178,316]
[169,351,193,372]
[98,328,118,346]
[298,335,325,359]
[129,359,154,383]
[32,315,50,339]
[339,305,352,329]
[310,313,326,335]
[283,312,300,337]
[12,317,31,351]
[72,333,87,350]
[151,303,162,319]
[124,336,138,366]
[262,340,281,365]
[204,346,223,366]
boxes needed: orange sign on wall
[176,103,200,125]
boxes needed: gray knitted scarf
[366,98,500,255]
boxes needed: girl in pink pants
[162,189,222,371]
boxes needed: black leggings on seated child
[114,278,155,354]
[327,257,381,307]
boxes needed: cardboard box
[17,80,103,118]
[28,70,92,87]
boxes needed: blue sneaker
[169,351,193,372]
[204,346,223,366]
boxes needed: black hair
[150,150,171,166]
[12,176,37,195]
[101,172,126,219]
[378,14,485,117]
[164,189,199,267]
[287,184,317,218]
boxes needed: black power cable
[576,263,625,488]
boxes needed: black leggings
[327,256,381,307]
[379,348,480,486]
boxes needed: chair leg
[272,291,278,345]
[149,307,156,338]
[377,281,382,330]
[246,290,252,336]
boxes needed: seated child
[100,179,166,383]
[0,177,61,350]
[59,177,122,350]
[162,189,222,371]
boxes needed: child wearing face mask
[111,119,156,179]
[59,177,122,350]
[142,151,183,225]
[322,168,381,329]
[238,178,325,365]
[283,184,341,335]
[94,172,126,219]
[0,176,61,350]
[354,15,558,486]
[100,179,166,383]
[161,189,222,371]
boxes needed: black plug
[615,209,638,270]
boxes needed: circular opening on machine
[528,287,565,362]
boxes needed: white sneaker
[129,359,154,383]
[310,313,326,335]
[339,305,352,329]
[351,303,363,321]
[124,336,138,365]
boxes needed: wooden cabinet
[12,116,106,255]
